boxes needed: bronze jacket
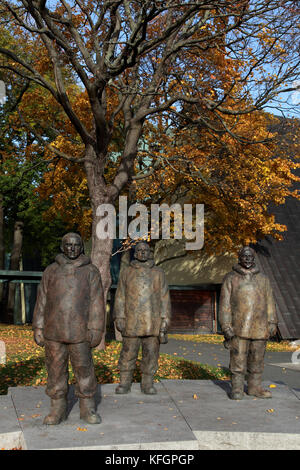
[114,259,171,337]
[219,264,277,340]
[32,253,105,343]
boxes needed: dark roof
[254,196,300,339]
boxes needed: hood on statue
[130,259,155,269]
[131,241,154,268]
[55,253,91,267]
[232,263,260,276]
[56,232,90,267]
[234,245,260,275]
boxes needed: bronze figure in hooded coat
[32,233,105,425]
[114,241,171,395]
[219,246,278,400]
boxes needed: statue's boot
[230,374,244,400]
[43,397,67,425]
[141,374,157,395]
[247,373,272,398]
[115,371,132,394]
[79,397,101,424]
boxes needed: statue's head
[133,241,151,262]
[238,246,255,270]
[61,232,83,260]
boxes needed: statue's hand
[87,329,103,348]
[159,330,168,344]
[115,318,125,334]
[160,320,168,333]
[223,326,235,341]
[34,328,45,347]
[268,323,277,337]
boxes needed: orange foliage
[2,3,299,252]
[135,111,300,254]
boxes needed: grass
[0,324,230,395]
[169,333,297,352]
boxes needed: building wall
[152,240,237,333]
[154,239,237,286]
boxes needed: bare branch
[0,47,58,97]
[17,108,87,164]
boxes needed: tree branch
[17,108,87,163]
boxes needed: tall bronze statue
[32,233,105,425]
[219,246,278,400]
[114,241,171,395]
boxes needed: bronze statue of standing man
[33,233,105,425]
[219,246,278,400]
[114,241,171,395]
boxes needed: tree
[135,110,300,253]
[0,58,72,322]
[0,1,299,345]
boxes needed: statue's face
[61,235,83,260]
[134,243,151,262]
[239,249,255,269]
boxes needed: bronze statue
[32,233,105,425]
[219,246,278,400]
[114,241,171,395]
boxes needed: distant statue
[114,241,171,395]
[219,246,278,400]
[32,233,105,425]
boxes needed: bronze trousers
[229,336,266,377]
[118,336,160,376]
[44,340,97,399]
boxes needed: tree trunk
[83,120,142,347]
[6,220,24,323]
[91,227,113,350]
[84,147,114,349]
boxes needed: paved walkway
[160,338,300,391]
[1,380,300,450]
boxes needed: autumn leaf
[169,334,295,352]
[0,324,232,396]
